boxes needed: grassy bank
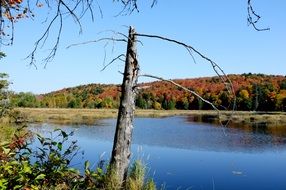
[15,108,286,125]
[16,108,195,124]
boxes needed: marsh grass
[17,108,119,124]
[16,108,286,126]
[126,160,146,190]
[220,111,286,125]
[103,168,122,190]
[15,108,219,124]
[125,161,156,190]
[101,161,156,190]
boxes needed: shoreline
[16,108,286,126]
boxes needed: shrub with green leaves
[0,128,157,190]
[0,128,80,189]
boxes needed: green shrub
[0,128,157,190]
[0,127,80,189]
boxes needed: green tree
[81,90,88,101]
[237,89,252,110]
[101,97,114,108]
[54,94,68,108]
[94,98,103,108]
[176,97,189,110]
[162,95,176,110]
[252,83,276,111]
[93,86,104,95]
[67,98,81,108]
[14,92,39,108]
[280,79,286,90]
[189,96,203,110]
[85,100,96,109]
[135,94,147,109]
[219,91,232,109]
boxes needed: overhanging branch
[135,33,236,98]
[136,32,237,127]
[139,74,220,112]
[25,0,96,66]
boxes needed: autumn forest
[11,73,286,112]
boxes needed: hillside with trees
[11,73,286,111]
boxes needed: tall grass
[126,160,157,190]
[101,161,157,190]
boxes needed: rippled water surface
[29,116,286,190]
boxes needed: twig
[26,2,62,67]
[66,38,127,49]
[43,8,63,66]
[60,0,83,34]
[101,54,126,71]
[22,0,96,66]
[95,0,103,19]
[151,0,157,8]
[247,0,270,31]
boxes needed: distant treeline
[11,73,286,111]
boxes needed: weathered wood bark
[110,26,139,184]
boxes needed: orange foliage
[33,74,286,111]
[5,0,23,6]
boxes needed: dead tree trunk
[110,26,139,184]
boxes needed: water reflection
[30,116,286,154]
[187,115,286,136]
[29,116,286,190]
[186,115,286,149]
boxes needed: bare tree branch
[95,0,103,19]
[66,34,128,72]
[1,0,271,69]
[59,0,83,34]
[0,0,93,51]
[247,0,270,31]
[139,74,220,112]
[18,0,96,66]
[135,33,236,96]
[66,37,127,49]
[43,8,63,66]
[139,74,233,131]
[114,0,139,16]
[135,32,237,127]
[25,2,62,67]
[101,54,125,71]
[151,0,157,8]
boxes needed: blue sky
[1,0,286,94]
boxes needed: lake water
[29,116,286,190]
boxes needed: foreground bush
[0,127,156,190]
